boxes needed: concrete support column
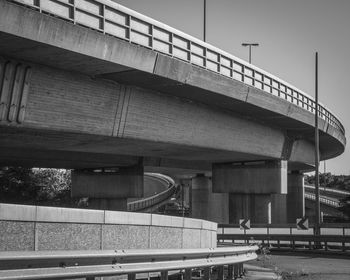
[271,194,287,224]
[213,160,288,224]
[71,160,143,211]
[287,171,305,223]
[191,174,228,224]
[229,194,271,224]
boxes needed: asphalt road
[248,251,350,280]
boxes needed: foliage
[304,173,350,192]
[0,167,82,207]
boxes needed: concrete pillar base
[191,174,229,224]
[229,193,271,224]
[287,171,305,223]
[271,194,287,224]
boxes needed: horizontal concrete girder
[212,161,287,194]
[0,0,345,171]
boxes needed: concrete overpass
[0,0,346,224]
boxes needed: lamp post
[315,52,321,237]
[242,43,259,64]
[203,0,207,42]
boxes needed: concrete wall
[0,203,217,251]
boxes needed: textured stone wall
[0,203,217,251]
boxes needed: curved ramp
[127,173,178,212]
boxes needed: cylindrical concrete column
[287,171,305,223]
[191,174,228,223]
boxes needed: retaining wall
[0,203,217,251]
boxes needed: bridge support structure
[213,160,288,224]
[71,160,144,211]
[287,171,305,222]
[190,174,229,224]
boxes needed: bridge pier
[190,174,229,224]
[287,171,305,222]
[213,160,288,224]
[71,161,144,211]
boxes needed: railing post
[128,273,136,280]
[184,268,192,280]
[161,271,168,280]
[86,277,95,280]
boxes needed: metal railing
[304,192,340,208]
[0,246,258,280]
[305,184,350,198]
[127,173,177,212]
[218,223,350,253]
[9,0,345,135]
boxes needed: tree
[0,167,83,207]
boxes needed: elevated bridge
[0,0,346,224]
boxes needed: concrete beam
[212,161,287,194]
[71,161,143,199]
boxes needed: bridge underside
[0,0,346,224]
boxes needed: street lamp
[242,43,259,64]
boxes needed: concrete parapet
[0,203,217,251]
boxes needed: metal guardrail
[218,223,350,253]
[305,184,350,197]
[9,0,345,135]
[0,246,258,280]
[304,192,340,208]
[127,173,177,212]
[218,234,350,253]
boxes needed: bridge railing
[10,0,344,135]
[0,246,258,280]
[305,184,350,198]
[127,173,177,212]
[304,192,340,208]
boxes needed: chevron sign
[296,217,309,230]
[239,219,250,230]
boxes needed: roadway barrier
[305,185,350,198]
[304,192,340,208]
[128,173,178,212]
[8,0,344,135]
[218,223,350,253]
[0,246,258,280]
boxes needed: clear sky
[114,0,350,175]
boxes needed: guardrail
[218,234,350,253]
[127,173,177,212]
[0,246,258,280]
[218,223,350,253]
[305,184,350,198]
[9,0,345,135]
[304,192,340,208]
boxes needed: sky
[114,0,350,175]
